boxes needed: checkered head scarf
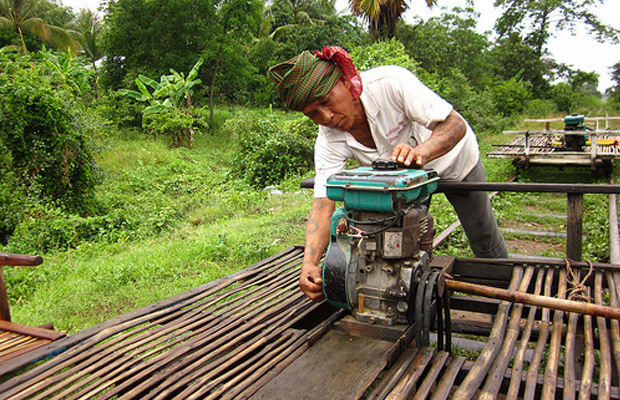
[267,46,363,111]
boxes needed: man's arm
[391,109,466,167]
[300,197,336,301]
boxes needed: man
[268,46,507,302]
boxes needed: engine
[322,160,439,326]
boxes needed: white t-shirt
[313,65,479,198]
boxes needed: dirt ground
[505,238,565,257]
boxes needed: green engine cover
[325,167,439,212]
[564,114,585,126]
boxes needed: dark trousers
[444,158,508,258]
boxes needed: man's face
[301,77,356,132]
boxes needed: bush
[230,114,316,188]
[491,74,532,117]
[0,67,101,214]
[350,39,420,74]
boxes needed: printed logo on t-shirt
[387,121,407,142]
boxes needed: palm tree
[0,0,79,55]
[72,9,102,71]
[350,0,436,40]
[266,0,337,41]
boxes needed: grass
[5,109,619,334]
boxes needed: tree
[607,60,620,107]
[202,0,262,122]
[268,0,336,31]
[494,0,620,58]
[568,69,598,93]
[72,9,103,71]
[0,0,78,55]
[100,0,216,90]
[349,0,435,40]
[487,33,551,98]
[396,7,491,90]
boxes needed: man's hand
[390,110,467,168]
[390,143,427,168]
[299,263,324,302]
[300,197,334,302]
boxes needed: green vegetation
[1,0,619,334]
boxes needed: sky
[60,0,620,92]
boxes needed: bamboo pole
[523,268,553,400]
[445,278,620,320]
[452,266,523,400]
[506,267,545,399]
[608,272,620,387]
[541,268,567,399]
[563,268,581,400]
[479,265,535,399]
[579,313,594,400]
[594,272,612,399]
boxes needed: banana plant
[118,57,203,117]
[118,58,204,147]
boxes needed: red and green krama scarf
[267,46,362,111]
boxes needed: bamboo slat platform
[1,246,620,399]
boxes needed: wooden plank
[249,329,394,400]
[0,247,305,382]
[20,272,303,398]
[567,193,583,261]
[579,313,595,399]
[501,228,567,238]
[0,253,43,267]
[366,348,419,400]
[385,347,434,400]
[0,267,9,322]
[506,267,545,399]
[334,315,407,343]
[563,270,581,400]
[0,249,307,398]
[608,272,620,387]
[0,321,65,341]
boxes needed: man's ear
[340,76,352,89]
[340,76,356,98]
